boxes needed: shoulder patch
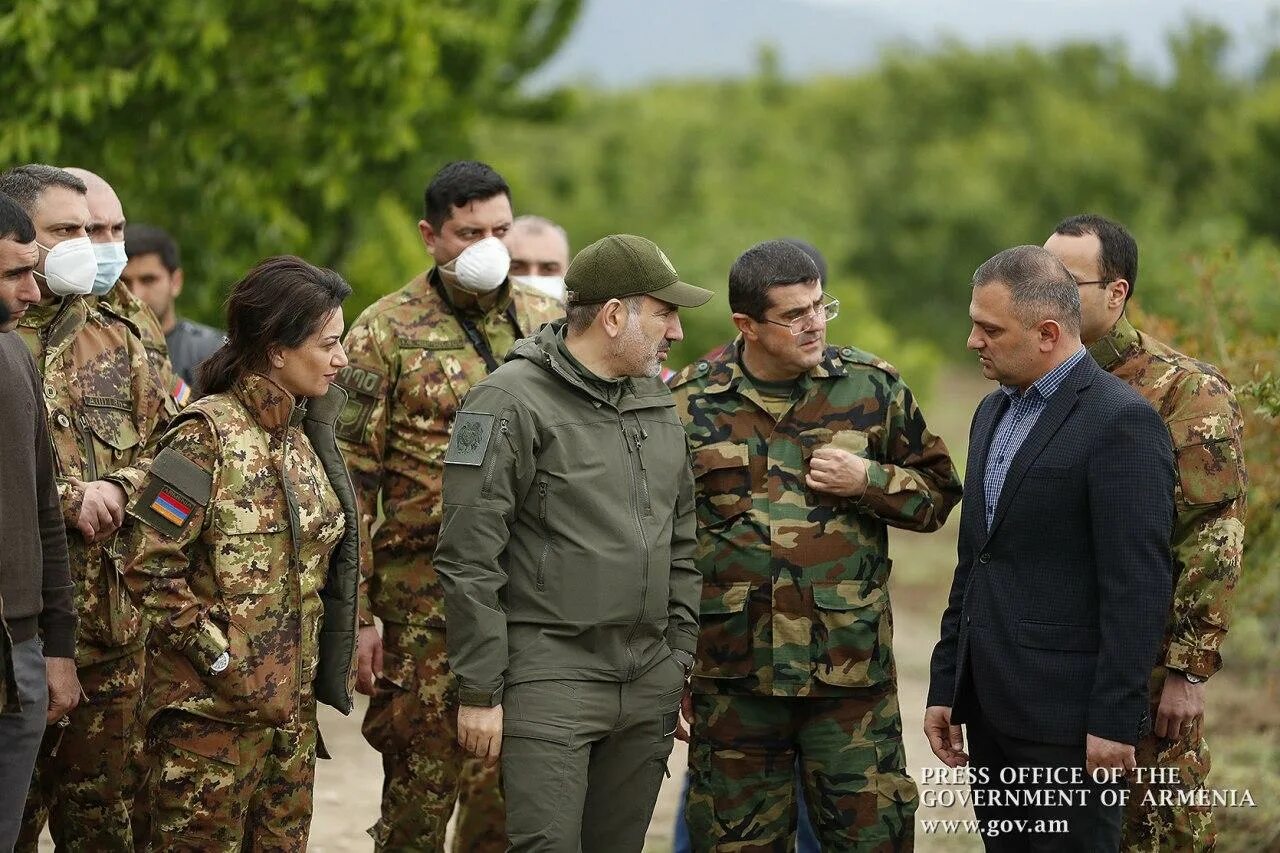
[130,447,212,538]
[334,365,387,442]
[444,411,496,466]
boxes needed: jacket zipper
[536,480,550,590]
[78,414,99,481]
[279,426,303,719]
[631,426,652,517]
[621,418,649,680]
[481,416,510,498]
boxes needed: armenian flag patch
[151,489,192,526]
[172,378,192,407]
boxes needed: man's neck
[1082,309,1125,347]
[437,271,507,316]
[740,340,804,383]
[1016,342,1083,392]
[160,309,178,335]
[564,331,622,380]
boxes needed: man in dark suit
[925,245,1175,851]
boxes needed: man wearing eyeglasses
[668,239,963,850]
[1045,215,1246,852]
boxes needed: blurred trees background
[2,5,1277,846]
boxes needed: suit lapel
[985,357,1096,541]
[969,391,1007,531]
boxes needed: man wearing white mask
[61,167,183,403]
[0,164,177,852]
[336,160,563,851]
[505,214,570,300]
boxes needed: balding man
[62,168,182,403]
[504,214,570,300]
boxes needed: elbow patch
[129,447,212,538]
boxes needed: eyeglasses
[759,297,840,336]
[1073,277,1114,288]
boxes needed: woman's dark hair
[198,256,351,396]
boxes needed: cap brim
[649,279,714,308]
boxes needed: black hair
[728,240,820,320]
[125,224,181,272]
[423,161,511,231]
[1052,214,1139,301]
[0,193,36,244]
[778,237,828,284]
[198,256,351,396]
[0,165,87,215]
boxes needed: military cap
[564,234,712,308]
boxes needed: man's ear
[1107,279,1130,310]
[170,268,184,299]
[731,313,758,342]
[599,299,627,338]
[418,219,437,258]
[1038,319,1063,350]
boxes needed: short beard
[610,310,663,378]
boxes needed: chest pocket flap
[83,397,141,451]
[692,442,752,524]
[212,494,290,596]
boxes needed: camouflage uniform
[15,294,177,852]
[669,340,963,852]
[101,280,187,405]
[1088,317,1247,852]
[335,273,561,851]
[124,373,360,852]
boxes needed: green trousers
[501,653,687,852]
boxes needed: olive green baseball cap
[564,234,713,308]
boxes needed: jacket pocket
[799,428,870,508]
[811,580,894,688]
[691,442,752,525]
[360,651,422,754]
[536,478,552,590]
[81,400,142,479]
[693,580,752,679]
[1016,620,1099,653]
[1168,415,1244,507]
[211,500,289,596]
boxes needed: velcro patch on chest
[444,411,495,466]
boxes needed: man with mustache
[668,239,962,850]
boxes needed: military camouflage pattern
[686,690,918,851]
[1089,316,1246,852]
[668,339,962,698]
[335,274,562,625]
[16,647,144,853]
[146,706,318,851]
[125,373,346,730]
[361,623,504,852]
[101,280,183,401]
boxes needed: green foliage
[0,0,581,321]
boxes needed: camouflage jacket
[669,340,963,698]
[336,272,562,626]
[1089,316,1247,678]
[17,295,178,665]
[102,281,186,405]
[125,374,361,727]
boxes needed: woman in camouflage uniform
[125,256,361,851]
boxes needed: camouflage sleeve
[124,417,228,673]
[434,384,537,707]
[1163,374,1247,679]
[666,441,701,655]
[334,316,394,626]
[859,379,963,532]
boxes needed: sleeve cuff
[665,626,699,655]
[181,617,230,673]
[457,681,504,707]
[39,626,77,660]
[1165,640,1221,680]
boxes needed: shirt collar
[233,372,303,433]
[1001,346,1086,402]
[1087,314,1141,371]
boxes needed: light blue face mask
[91,241,128,296]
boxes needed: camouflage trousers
[686,689,918,852]
[362,622,504,852]
[1121,669,1215,852]
[145,708,318,851]
[17,644,145,853]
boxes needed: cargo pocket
[691,442,752,526]
[212,501,288,596]
[360,651,421,755]
[693,581,753,679]
[811,580,893,687]
[1169,415,1244,507]
[872,739,919,841]
[102,544,142,646]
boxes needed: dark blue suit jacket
[927,355,1175,746]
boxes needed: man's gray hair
[0,164,87,215]
[565,294,643,335]
[972,245,1081,334]
[511,214,569,248]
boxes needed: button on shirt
[983,347,1087,531]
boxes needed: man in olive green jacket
[435,234,712,852]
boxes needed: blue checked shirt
[983,347,1087,531]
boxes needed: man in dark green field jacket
[435,234,712,852]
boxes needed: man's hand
[805,447,868,498]
[676,685,694,743]
[45,656,81,725]
[72,479,127,543]
[356,624,384,696]
[457,704,503,766]
[1154,674,1206,739]
[924,705,968,767]
[1085,734,1136,777]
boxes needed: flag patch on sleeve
[151,489,192,526]
[171,378,192,407]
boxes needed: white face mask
[91,241,128,296]
[511,275,566,300]
[441,236,510,294]
[36,237,98,296]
